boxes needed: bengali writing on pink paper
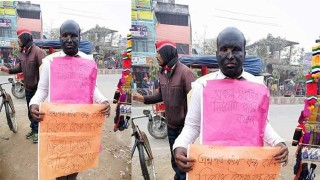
[50,57,97,104]
[202,79,270,146]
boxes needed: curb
[0,69,123,76]
[97,69,122,74]
[270,97,305,105]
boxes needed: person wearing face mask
[0,29,45,143]
[172,27,289,174]
[133,40,195,180]
[28,20,110,180]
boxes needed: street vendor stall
[292,43,320,180]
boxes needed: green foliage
[81,25,121,59]
[148,62,160,81]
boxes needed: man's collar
[217,69,246,80]
[60,50,81,57]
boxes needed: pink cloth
[202,79,270,146]
[50,56,97,104]
[50,56,103,152]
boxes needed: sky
[31,0,131,37]
[175,0,319,52]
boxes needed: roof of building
[246,39,299,50]
[16,2,41,12]
[155,2,189,15]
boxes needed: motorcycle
[147,103,168,139]
[136,89,168,139]
[8,73,25,99]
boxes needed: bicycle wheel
[5,102,17,133]
[137,143,156,180]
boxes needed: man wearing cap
[133,40,195,180]
[0,29,45,143]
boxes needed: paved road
[131,104,320,180]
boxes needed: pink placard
[202,79,270,146]
[50,56,97,104]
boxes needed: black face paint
[216,27,246,78]
[60,20,80,56]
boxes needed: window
[0,28,13,38]
[176,43,189,54]
[156,13,188,26]
[132,40,155,53]
[17,10,40,19]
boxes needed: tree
[193,27,217,55]
[48,28,60,40]
[247,34,303,82]
[81,25,121,66]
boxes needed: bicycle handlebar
[0,82,11,85]
[131,115,148,121]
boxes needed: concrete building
[0,1,18,64]
[16,1,42,40]
[131,0,157,88]
[154,1,192,56]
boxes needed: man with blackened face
[216,27,246,79]
[29,20,111,180]
[60,20,80,56]
[172,27,289,175]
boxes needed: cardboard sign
[202,79,270,146]
[50,57,97,104]
[187,144,281,180]
[39,103,105,180]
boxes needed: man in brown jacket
[0,29,45,143]
[133,40,195,180]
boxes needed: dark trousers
[168,127,186,180]
[56,173,78,180]
[26,90,38,132]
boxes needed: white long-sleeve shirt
[173,70,285,150]
[29,51,107,106]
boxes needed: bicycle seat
[143,110,150,116]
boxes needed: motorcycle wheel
[147,115,168,139]
[11,82,26,99]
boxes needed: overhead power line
[215,8,276,19]
[59,7,103,15]
[214,15,281,27]
[58,11,107,21]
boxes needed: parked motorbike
[136,89,168,139]
[147,111,167,139]
[8,73,25,99]
[147,103,167,139]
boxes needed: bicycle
[131,109,156,180]
[0,79,17,133]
